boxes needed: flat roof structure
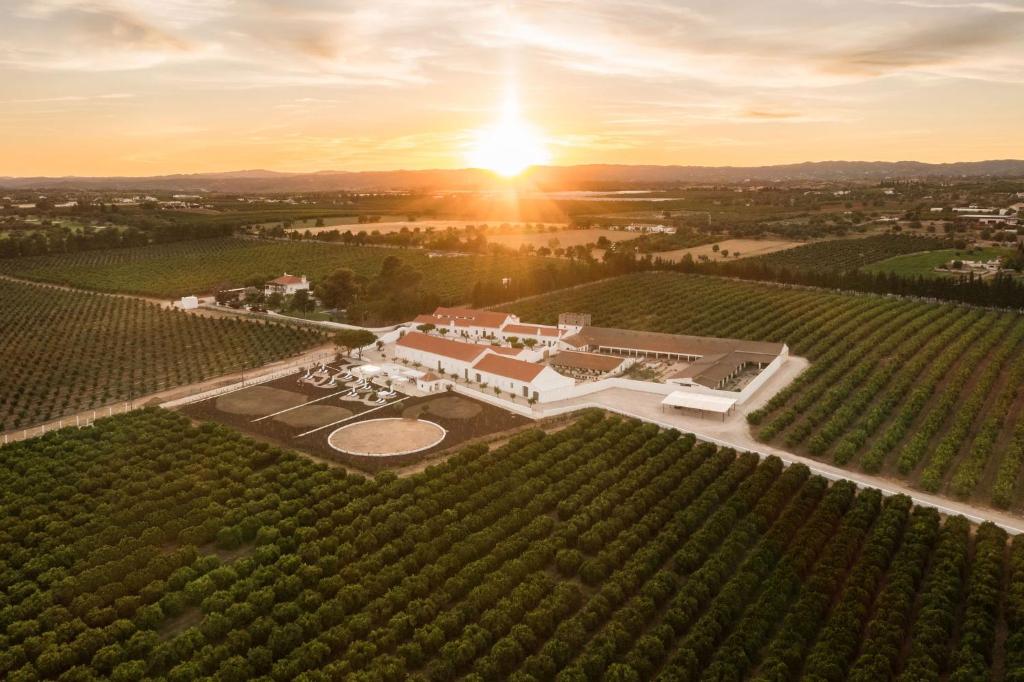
[661,391,737,419]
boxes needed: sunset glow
[465,91,551,176]
[0,1,1022,175]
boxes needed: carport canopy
[661,391,737,414]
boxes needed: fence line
[1,351,334,446]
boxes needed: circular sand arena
[328,418,446,457]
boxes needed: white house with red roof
[265,273,310,296]
[412,306,519,340]
[470,353,574,401]
[498,322,565,348]
[395,331,526,379]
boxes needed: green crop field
[862,246,1014,278]
[1,409,1021,681]
[0,237,573,302]
[748,234,951,272]
[506,272,1024,510]
[0,279,323,431]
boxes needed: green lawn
[862,246,1012,277]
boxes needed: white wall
[393,346,475,379]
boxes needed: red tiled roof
[429,306,512,330]
[396,332,489,363]
[487,346,524,356]
[550,350,625,372]
[268,274,305,285]
[503,323,561,338]
[472,353,545,382]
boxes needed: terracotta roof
[487,346,524,357]
[427,306,513,330]
[550,350,625,372]
[503,323,562,338]
[268,273,305,285]
[413,314,438,326]
[396,332,490,363]
[419,372,443,382]
[472,353,546,382]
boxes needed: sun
[465,91,551,177]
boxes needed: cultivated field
[655,239,801,262]
[2,409,1022,681]
[507,272,1024,510]
[290,219,567,236]
[0,279,323,431]
[485,228,640,250]
[862,245,1014,278]
[751,234,953,271]
[0,237,572,302]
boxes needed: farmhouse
[499,323,565,347]
[265,273,310,296]
[470,354,574,401]
[413,307,519,339]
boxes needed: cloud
[824,12,1024,78]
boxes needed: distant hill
[2,159,1023,192]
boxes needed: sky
[0,0,1023,176]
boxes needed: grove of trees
[1,409,1021,680]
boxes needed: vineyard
[748,234,952,272]
[0,279,322,431]
[0,237,579,301]
[506,272,1024,510]
[1,409,1022,681]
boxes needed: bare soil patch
[403,396,482,420]
[274,404,353,428]
[656,239,801,263]
[179,376,529,473]
[216,386,307,416]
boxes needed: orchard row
[0,280,322,431]
[508,272,1024,509]
[1,409,1022,680]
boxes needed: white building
[265,273,310,296]
[497,323,565,349]
[413,307,519,341]
[469,353,574,401]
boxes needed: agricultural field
[749,234,952,272]
[862,245,1015,278]
[0,279,323,431]
[507,272,1024,510]
[289,219,568,236]
[0,237,572,302]
[2,409,1022,681]
[655,239,800,263]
